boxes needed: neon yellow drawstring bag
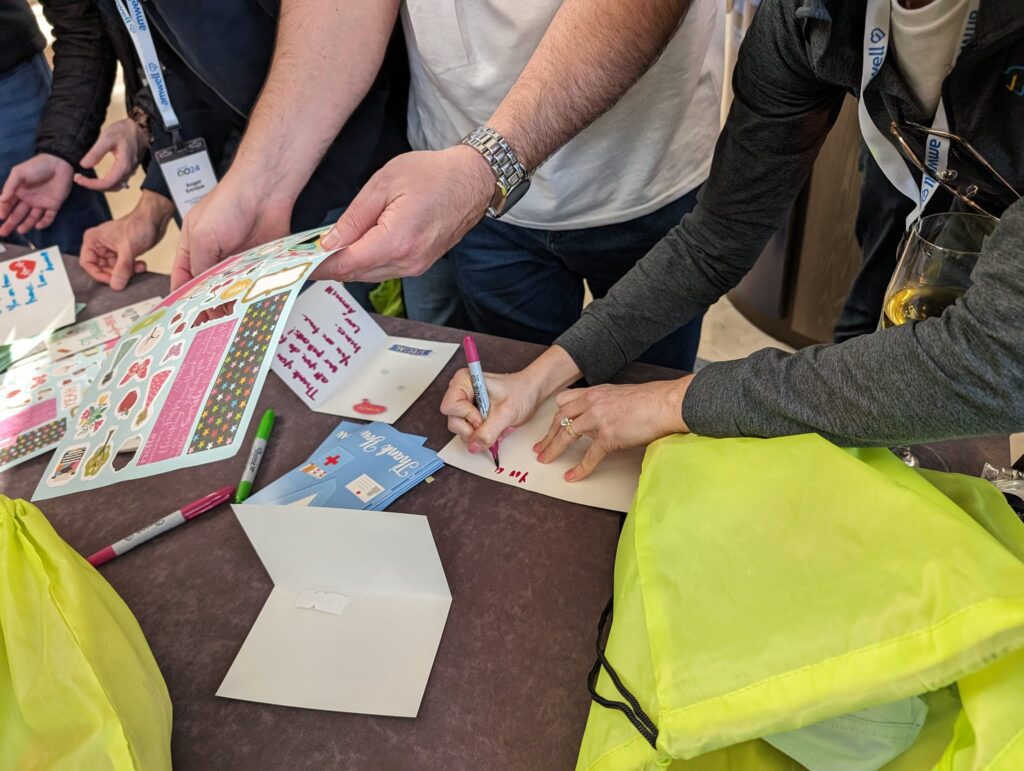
[0,497,172,770]
[578,434,1024,770]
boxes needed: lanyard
[112,0,180,132]
[858,0,980,228]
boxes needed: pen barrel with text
[467,361,491,419]
[88,510,186,566]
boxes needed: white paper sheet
[272,282,457,423]
[0,247,74,345]
[438,396,645,513]
[219,504,451,717]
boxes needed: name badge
[155,137,217,217]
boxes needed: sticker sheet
[33,228,336,500]
[0,343,109,474]
[0,247,75,345]
[272,281,458,424]
[46,297,160,359]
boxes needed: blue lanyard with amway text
[112,0,181,133]
[857,0,980,228]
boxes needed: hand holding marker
[463,336,500,468]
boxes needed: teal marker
[235,409,276,503]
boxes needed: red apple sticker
[117,389,139,417]
[353,398,387,415]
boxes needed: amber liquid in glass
[881,285,966,328]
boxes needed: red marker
[87,485,234,566]
[463,335,500,468]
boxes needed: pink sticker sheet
[0,341,108,474]
[33,227,338,500]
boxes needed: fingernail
[110,277,126,290]
[468,442,479,454]
[321,228,339,249]
[565,471,575,481]
[532,442,541,452]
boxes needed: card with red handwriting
[437,396,645,512]
[272,282,458,424]
[0,247,75,346]
[33,227,336,501]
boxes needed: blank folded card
[220,504,451,717]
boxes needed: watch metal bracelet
[460,126,530,218]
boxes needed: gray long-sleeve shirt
[556,0,1024,447]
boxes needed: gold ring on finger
[560,416,580,440]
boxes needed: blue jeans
[0,54,109,254]
[404,187,704,371]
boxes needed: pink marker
[462,335,500,468]
[87,485,234,567]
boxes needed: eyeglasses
[889,121,1021,220]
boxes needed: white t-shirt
[400,0,722,230]
[890,0,969,118]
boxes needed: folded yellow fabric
[0,496,172,770]
[578,434,1024,770]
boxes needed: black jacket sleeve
[34,0,117,168]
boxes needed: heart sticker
[353,398,387,416]
[7,260,35,280]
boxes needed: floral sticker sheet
[33,228,335,500]
[0,342,109,474]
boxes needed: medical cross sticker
[325,455,340,466]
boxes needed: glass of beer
[881,211,997,329]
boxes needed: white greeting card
[438,396,645,512]
[219,504,451,717]
[272,281,458,424]
[0,247,75,345]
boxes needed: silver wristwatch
[460,126,531,218]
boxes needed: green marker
[235,409,276,503]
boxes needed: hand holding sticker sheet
[34,228,337,500]
[438,396,645,512]
[272,281,458,423]
[0,247,75,345]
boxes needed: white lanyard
[858,0,980,228]
[112,0,180,132]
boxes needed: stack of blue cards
[249,420,443,511]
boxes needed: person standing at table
[439,0,1024,480]
[175,0,722,372]
[6,0,410,298]
[0,0,112,255]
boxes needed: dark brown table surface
[1,248,1009,770]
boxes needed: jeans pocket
[403,0,471,75]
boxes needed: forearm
[132,190,176,231]
[555,0,844,383]
[227,0,399,203]
[488,0,691,170]
[36,0,115,166]
[685,200,1024,445]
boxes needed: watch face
[494,178,531,218]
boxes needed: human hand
[441,368,543,454]
[316,145,494,282]
[80,191,174,290]
[171,178,293,289]
[74,118,148,192]
[534,376,694,482]
[0,153,74,237]
[440,345,583,453]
